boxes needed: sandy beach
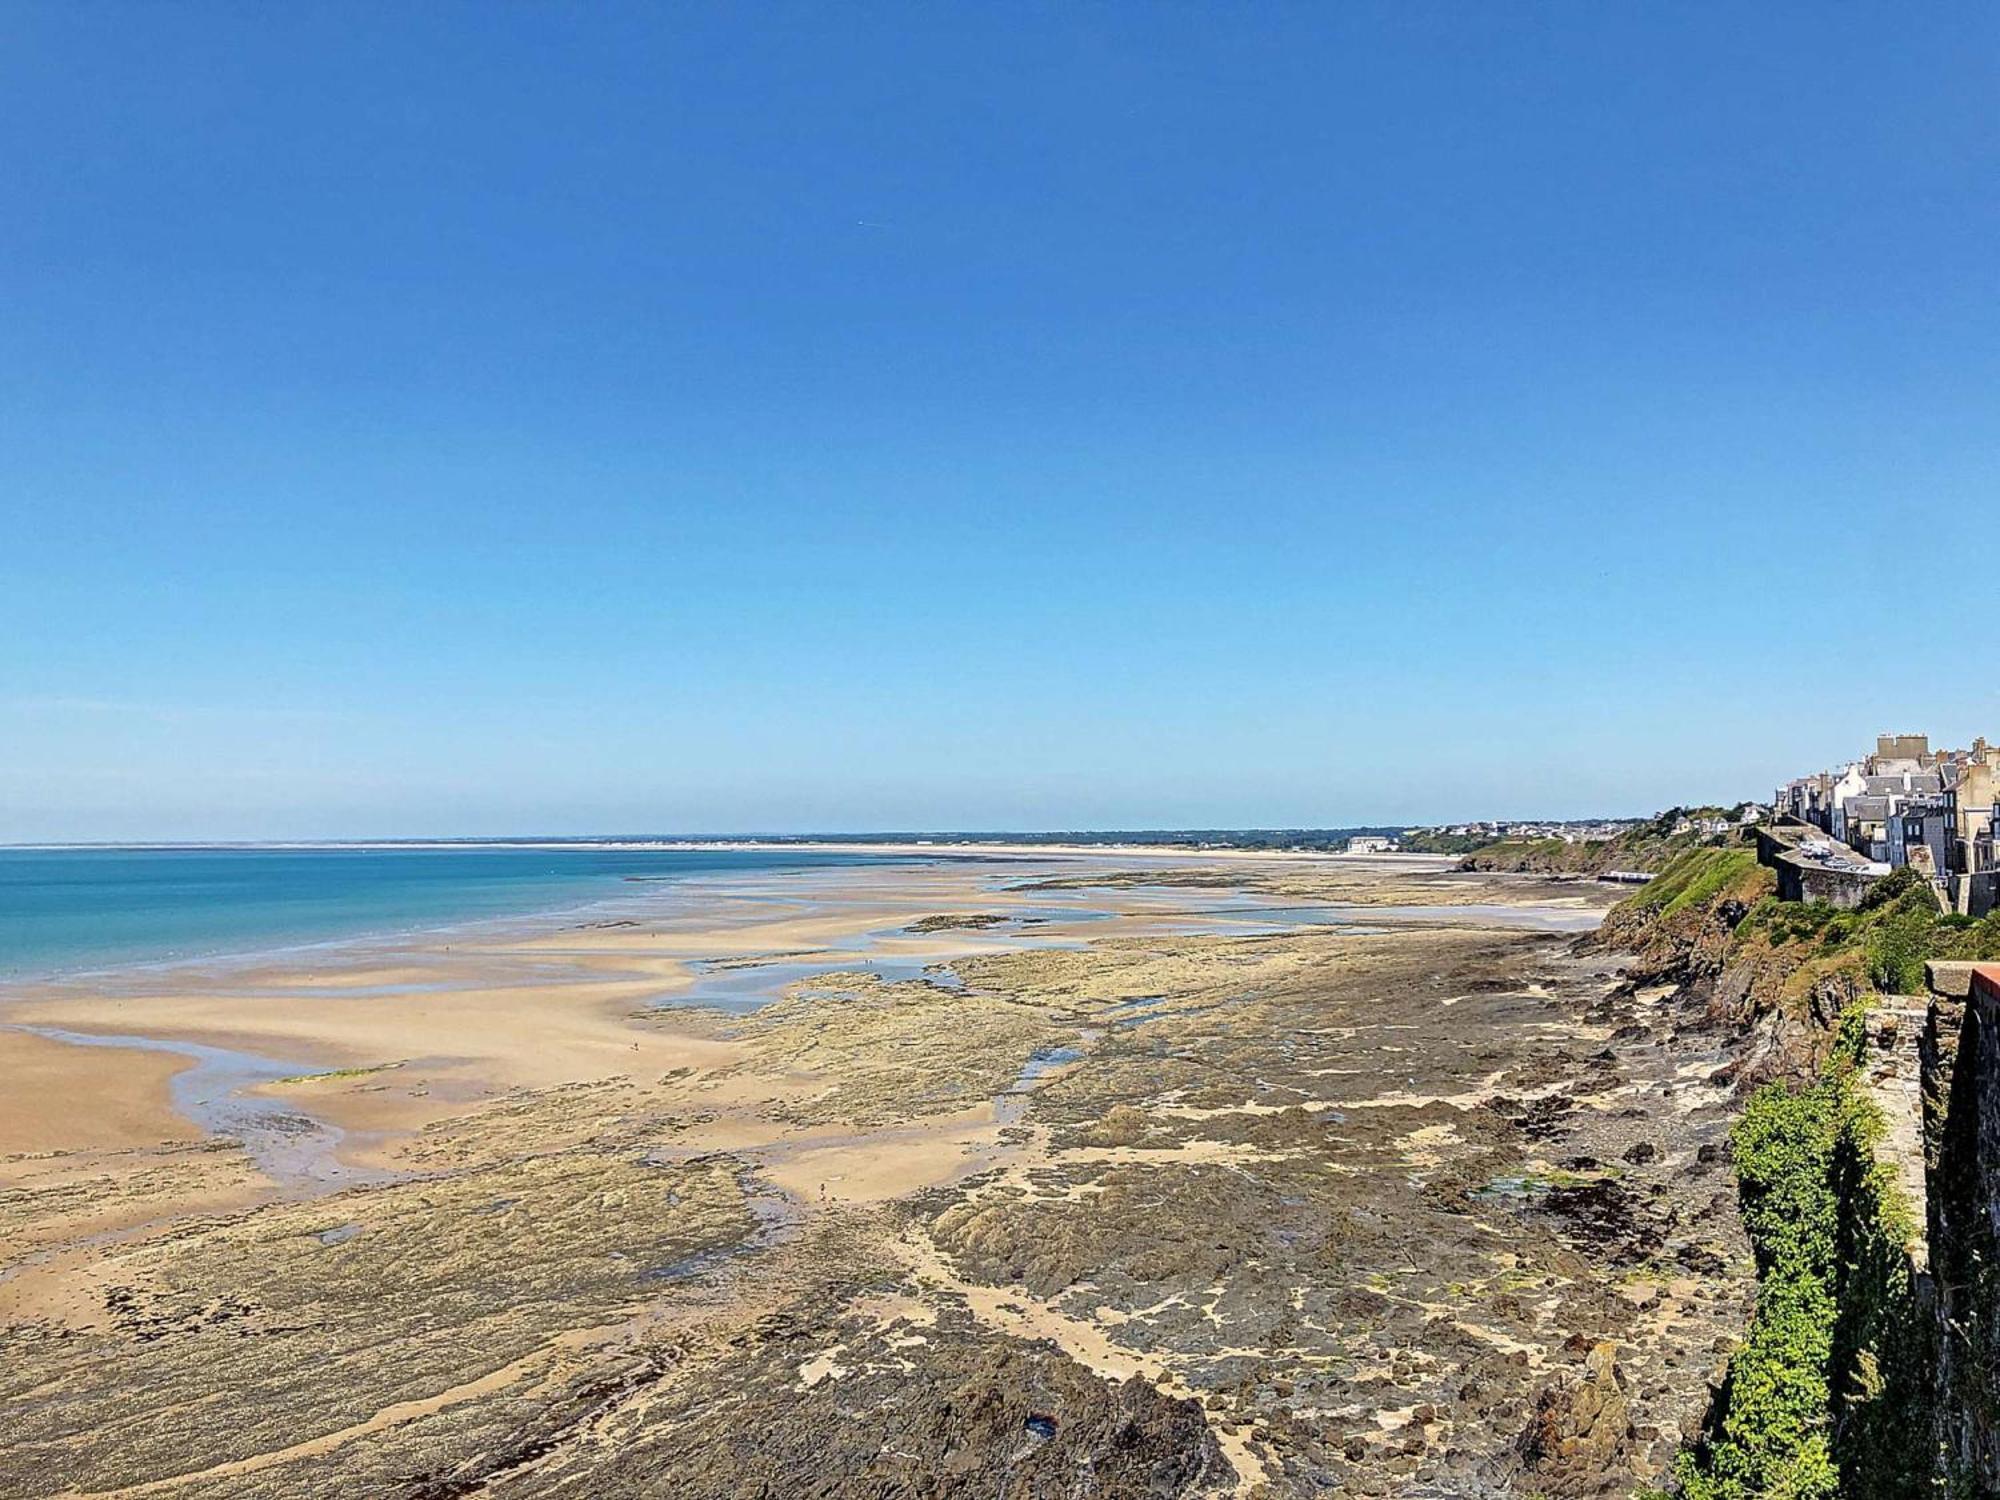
[0,847,1456,1176]
[0,849,1748,1498]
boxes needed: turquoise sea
[0,844,917,981]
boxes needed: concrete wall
[1776,853,1882,909]
[1755,823,1890,908]
[1970,872,1999,921]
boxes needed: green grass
[1637,847,1765,917]
[1736,866,2000,995]
[1674,1071,1846,1500]
[268,1061,403,1086]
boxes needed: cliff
[1454,808,1753,876]
[1599,849,2000,1087]
[1598,847,2000,1497]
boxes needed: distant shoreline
[0,842,1461,990]
[0,836,1444,857]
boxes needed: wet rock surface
[483,1276,1229,1499]
[0,863,1754,1497]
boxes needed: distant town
[1333,730,1998,925]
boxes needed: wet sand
[0,1029,197,1157]
[0,850,1743,1499]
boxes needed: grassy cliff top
[1441,807,1752,876]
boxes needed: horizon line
[0,815,1696,852]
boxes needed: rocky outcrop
[1517,1341,1637,1498]
[1593,849,1878,1085]
[486,1311,1230,1500]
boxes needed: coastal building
[1842,795,1898,863]
[1871,732,1933,773]
[1827,764,1869,842]
[1770,733,1999,913]
[1785,770,1836,831]
[1976,803,2000,918]
[1889,797,1953,878]
[1943,748,1996,873]
[1817,760,1943,864]
[1344,835,1398,854]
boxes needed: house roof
[1863,773,1943,796]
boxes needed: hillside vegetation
[1611,850,2000,1497]
[1453,807,1752,876]
[1592,852,2000,1087]
[1594,847,1774,985]
[1737,867,2000,994]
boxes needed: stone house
[1890,797,1953,878]
[1943,750,1996,876]
[1843,794,1898,862]
[1828,764,1869,842]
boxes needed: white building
[1827,764,1868,843]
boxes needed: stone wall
[1964,870,1999,921]
[1879,734,1934,763]
[1920,962,2000,1488]
[1753,821,1887,909]
[1819,962,2000,1491]
[1777,855,1883,909]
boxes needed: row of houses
[1344,821,1648,854]
[1775,733,1999,916]
[1672,808,1764,837]
[1428,819,1641,844]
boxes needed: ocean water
[0,845,917,981]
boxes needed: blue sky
[4,3,1995,839]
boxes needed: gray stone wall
[1923,963,2000,1488]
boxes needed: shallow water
[7,1023,378,1192]
[4,857,1605,1198]
[0,845,925,981]
[661,953,964,1012]
[993,1042,1091,1125]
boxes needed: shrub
[1672,1022,1934,1498]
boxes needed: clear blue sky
[4,4,1994,840]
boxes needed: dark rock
[1517,1341,1635,1498]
